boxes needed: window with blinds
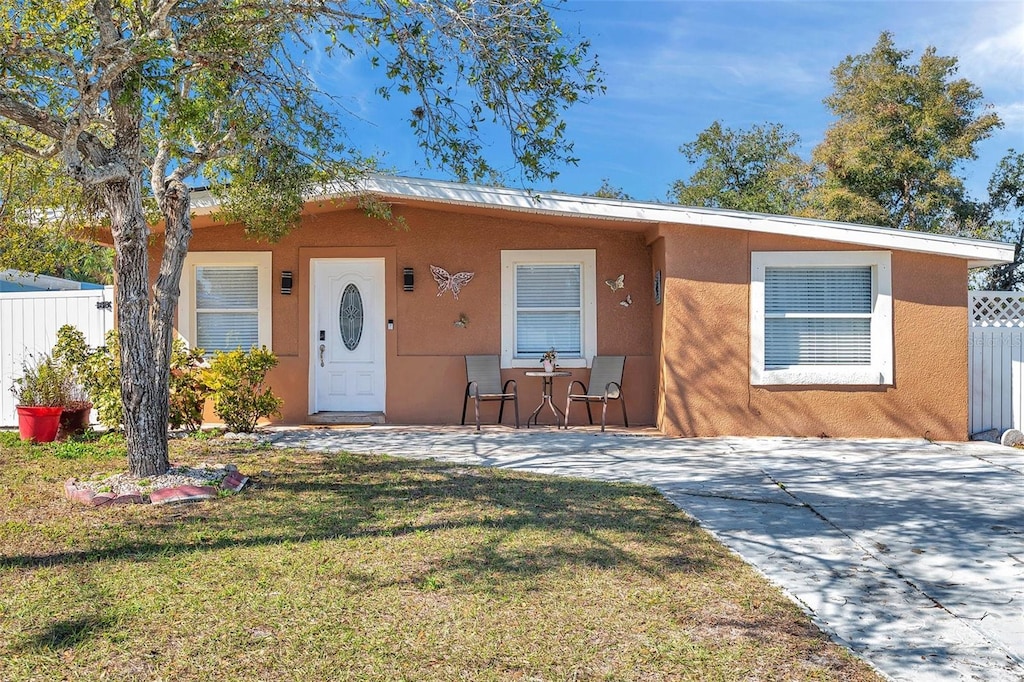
[750,251,892,386]
[514,264,582,358]
[764,266,872,367]
[195,265,260,353]
[501,250,596,368]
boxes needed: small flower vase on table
[540,348,557,373]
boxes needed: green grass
[0,433,881,681]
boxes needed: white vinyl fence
[0,287,114,427]
[968,291,1024,436]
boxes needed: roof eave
[187,175,1016,266]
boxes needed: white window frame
[501,249,597,369]
[178,251,273,352]
[750,251,892,386]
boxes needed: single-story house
[144,175,1012,439]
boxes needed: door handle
[319,344,325,367]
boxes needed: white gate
[968,291,1024,435]
[0,287,114,427]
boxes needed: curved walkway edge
[269,426,1024,682]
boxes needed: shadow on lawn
[21,614,114,651]
[1,452,721,585]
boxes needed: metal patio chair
[564,356,627,432]
[461,355,519,431]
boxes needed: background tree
[586,178,632,200]
[812,31,1002,233]
[0,147,113,283]
[669,121,813,215]
[976,151,1024,289]
[0,1,600,476]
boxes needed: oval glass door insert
[339,283,364,350]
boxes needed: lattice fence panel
[970,291,1024,328]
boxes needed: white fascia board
[188,175,1015,267]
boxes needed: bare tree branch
[0,92,66,140]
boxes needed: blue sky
[314,0,1024,203]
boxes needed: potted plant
[541,348,558,373]
[51,325,94,439]
[10,354,71,443]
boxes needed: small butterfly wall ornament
[605,274,624,292]
[620,294,632,307]
[430,265,474,300]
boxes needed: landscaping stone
[221,471,248,492]
[149,484,218,505]
[970,428,1000,443]
[91,492,117,506]
[999,428,1024,447]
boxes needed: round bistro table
[524,370,572,427]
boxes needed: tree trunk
[106,177,170,478]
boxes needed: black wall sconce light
[403,267,415,292]
[281,270,293,295]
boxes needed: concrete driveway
[270,427,1024,681]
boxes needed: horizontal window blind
[197,312,259,353]
[516,312,582,355]
[195,265,260,353]
[196,266,259,309]
[516,265,580,307]
[765,267,871,314]
[765,266,872,367]
[515,264,582,358]
[765,318,871,365]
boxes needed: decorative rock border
[148,484,217,505]
[65,467,248,507]
[64,479,145,507]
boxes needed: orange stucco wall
[153,201,971,439]
[169,202,656,426]
[656,225,968,440]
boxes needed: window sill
[752,366,892,386]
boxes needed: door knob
[319,344,325,367]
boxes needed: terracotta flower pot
[16,406,64,443]
[58,402,93,441]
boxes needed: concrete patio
[269,426,1024,681]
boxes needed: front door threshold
[307,411,386,425]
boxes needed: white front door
[311,259,386,412]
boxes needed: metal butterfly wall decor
[605,274,625,292]
[620,294,632,307]
[430,265,475,300]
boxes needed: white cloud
[961,11,1024,81]
[995,102,1024,132]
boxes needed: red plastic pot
[16,406,64,443]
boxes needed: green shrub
[10,353,71,406]
[203,347,282,433]
[169,340,209,432]
[79,329,123,430]
[52,325,91,405]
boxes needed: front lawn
[0,433,881,681]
